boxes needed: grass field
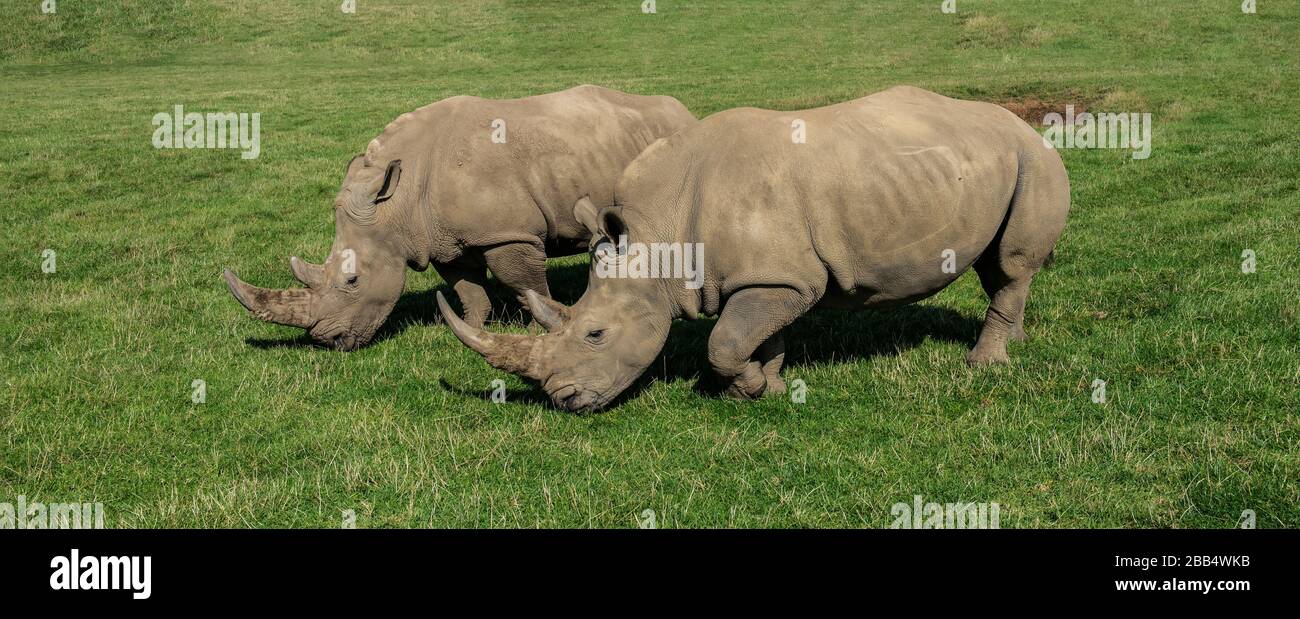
[1,0,1296,528]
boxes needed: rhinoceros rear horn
[223,269,315,329]
[437,291,543,380]
[289,256,325,289]
[524,289,570,332]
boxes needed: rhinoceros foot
[722,363,770,400]
[1009,323,1029,342]
[965,348,1011,367]
[765,376,787,396]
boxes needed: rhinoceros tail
[1043,250,1056,269]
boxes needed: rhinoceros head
[224,155,409,351]
[439,208,675,411]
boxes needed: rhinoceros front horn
[289,256,325,289]
[437,291,543,380]
[223,269,315,329]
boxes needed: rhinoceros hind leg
[968,148,1069,365]
[709,287,810,399]
[967,256,1033,366]
[434,262,491,329]
[967,220,1057,364]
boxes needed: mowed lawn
[0,1,1296,528]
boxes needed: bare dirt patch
[993,89,1150,125]
[997,96,1088,125]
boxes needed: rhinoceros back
[667,86,1044,309]
[369,85,695,260]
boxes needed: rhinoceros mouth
[327,332,359,351]
[544,365,651,412]
[310,323,362,351]
[547,383,603,412]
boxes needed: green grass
[1,0,1296,528]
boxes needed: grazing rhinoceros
[224,85,695,350]
[438,86,1070,411]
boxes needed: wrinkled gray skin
[224,85,696,350]
[442,86,1070,411]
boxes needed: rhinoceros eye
[345,275,359,286]
[585,329,606,344]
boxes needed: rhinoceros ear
[374,159,402,203]
[598,206,627,241]
[574,196,601,237]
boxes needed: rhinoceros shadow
[244,262,981,412]
[436,301,981,410]
[617,303,982,404]
[436,378,554,408]
[376,260,592,343]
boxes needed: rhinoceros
[439,86,1070,411]
[223,85,695,350]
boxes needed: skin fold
[443,86,1071,411]
[224,85,696,350]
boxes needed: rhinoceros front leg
[708,287,808,400]
[482,242,552,325]
[434,261,491,329]
[757,330,787,395]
